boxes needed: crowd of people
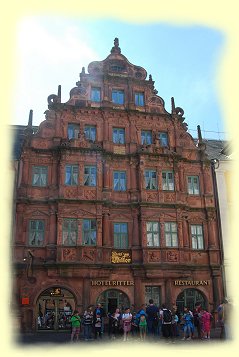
[69,299,231,343]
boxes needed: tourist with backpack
[146,299,159,338]
[160,304,173,340]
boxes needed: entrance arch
[96,289,130,314]
[36,287,76,331]
[176,288,207,314]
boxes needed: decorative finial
[149,74,152,81]
[171,97,176,114]
[197,125,203,143]
[111,37,121,54]
[28,109,33,127]
[58,85,61,102]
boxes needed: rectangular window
[65,165,78,186]
[145,170,157,190]
[83,219,96,245]
[191,224,204,249]
[159,132,168,147]
[68,123,80,139]
[112,89,124,105]
[91,87,101,102]
[145,286,161,307]
[141,130,152,145]
[146,222,160,247]
[29,220,44,246]
[84,166,96,186]
[162,171,174,191]
[165,222,178,247]
[113,128,125,144]
[187,176,200,195]
[84,125,96,142]
[32,166,48,187]
[113,223,128,249]
[62,218,78,245]
[135,92,144,106]
[113,171,126,191]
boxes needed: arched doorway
[176,288,207,314]
[36,287,76,331]
[96,289,130,314]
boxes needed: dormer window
[112,89,124,105]
[91,87,101,102]
[135,92,144,106]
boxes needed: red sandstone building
[14,38,224,332]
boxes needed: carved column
[22,158,29,185]
[102,212,110,247]
[182,217,189,248]
[130,163,137,191]
[159,220,165,248]
[132,211,140,247]
[134,277,143,307]
[48,206,57,245]
[207,214,217,248]
[178,165,184,191]
[177,220,183,248]
[103,162,110,190]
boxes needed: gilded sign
[91,280,134,286]
[111,251,131,264]
[174,280,210,286]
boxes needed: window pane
[63,219,77,245]
[135,92,144,106]
[91,88,101,102]
[159,132,168,146]
[83,219,96,246]
[112,90,124,105]
[32,166,48,187]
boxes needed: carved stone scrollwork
[48,94,60,105]
[166,251,179,262]
[62,248,77,261]
[148,250,160,262]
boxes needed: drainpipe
[210,158,226,300]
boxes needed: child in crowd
[70,310,81,342]
[94,314,102,339]
[139,314,147,341]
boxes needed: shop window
[91,87,101,102]
[165,222,178,247]
[29,220,45,246]
[113,171,126,191]
[135,92,144,106]
[32,166,48,187]
[187,176,200,195]
[113,223,128,249]
[162,171,174,191]
[113,127,125,144]
[84,166,96,186]
[141,130,152,145]
[159,132,168,147]
[65,165,78,186]
[112,89,124,105]
[145,170,157,190]
[62,218,78,245]
[84,125,96,141]
[83,219,96,245]
[145,286,161,307]
[146,222,160,247]
[68,123,80,139]
[191,224,204,250]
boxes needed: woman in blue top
[181,307,194,340]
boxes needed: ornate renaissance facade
[13,39,224,332]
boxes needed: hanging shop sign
[174,280,210,286]
[91,280,134,286]
[111,250,131,264]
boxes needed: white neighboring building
[204,140,234,300]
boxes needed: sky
[14,16,226,140]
